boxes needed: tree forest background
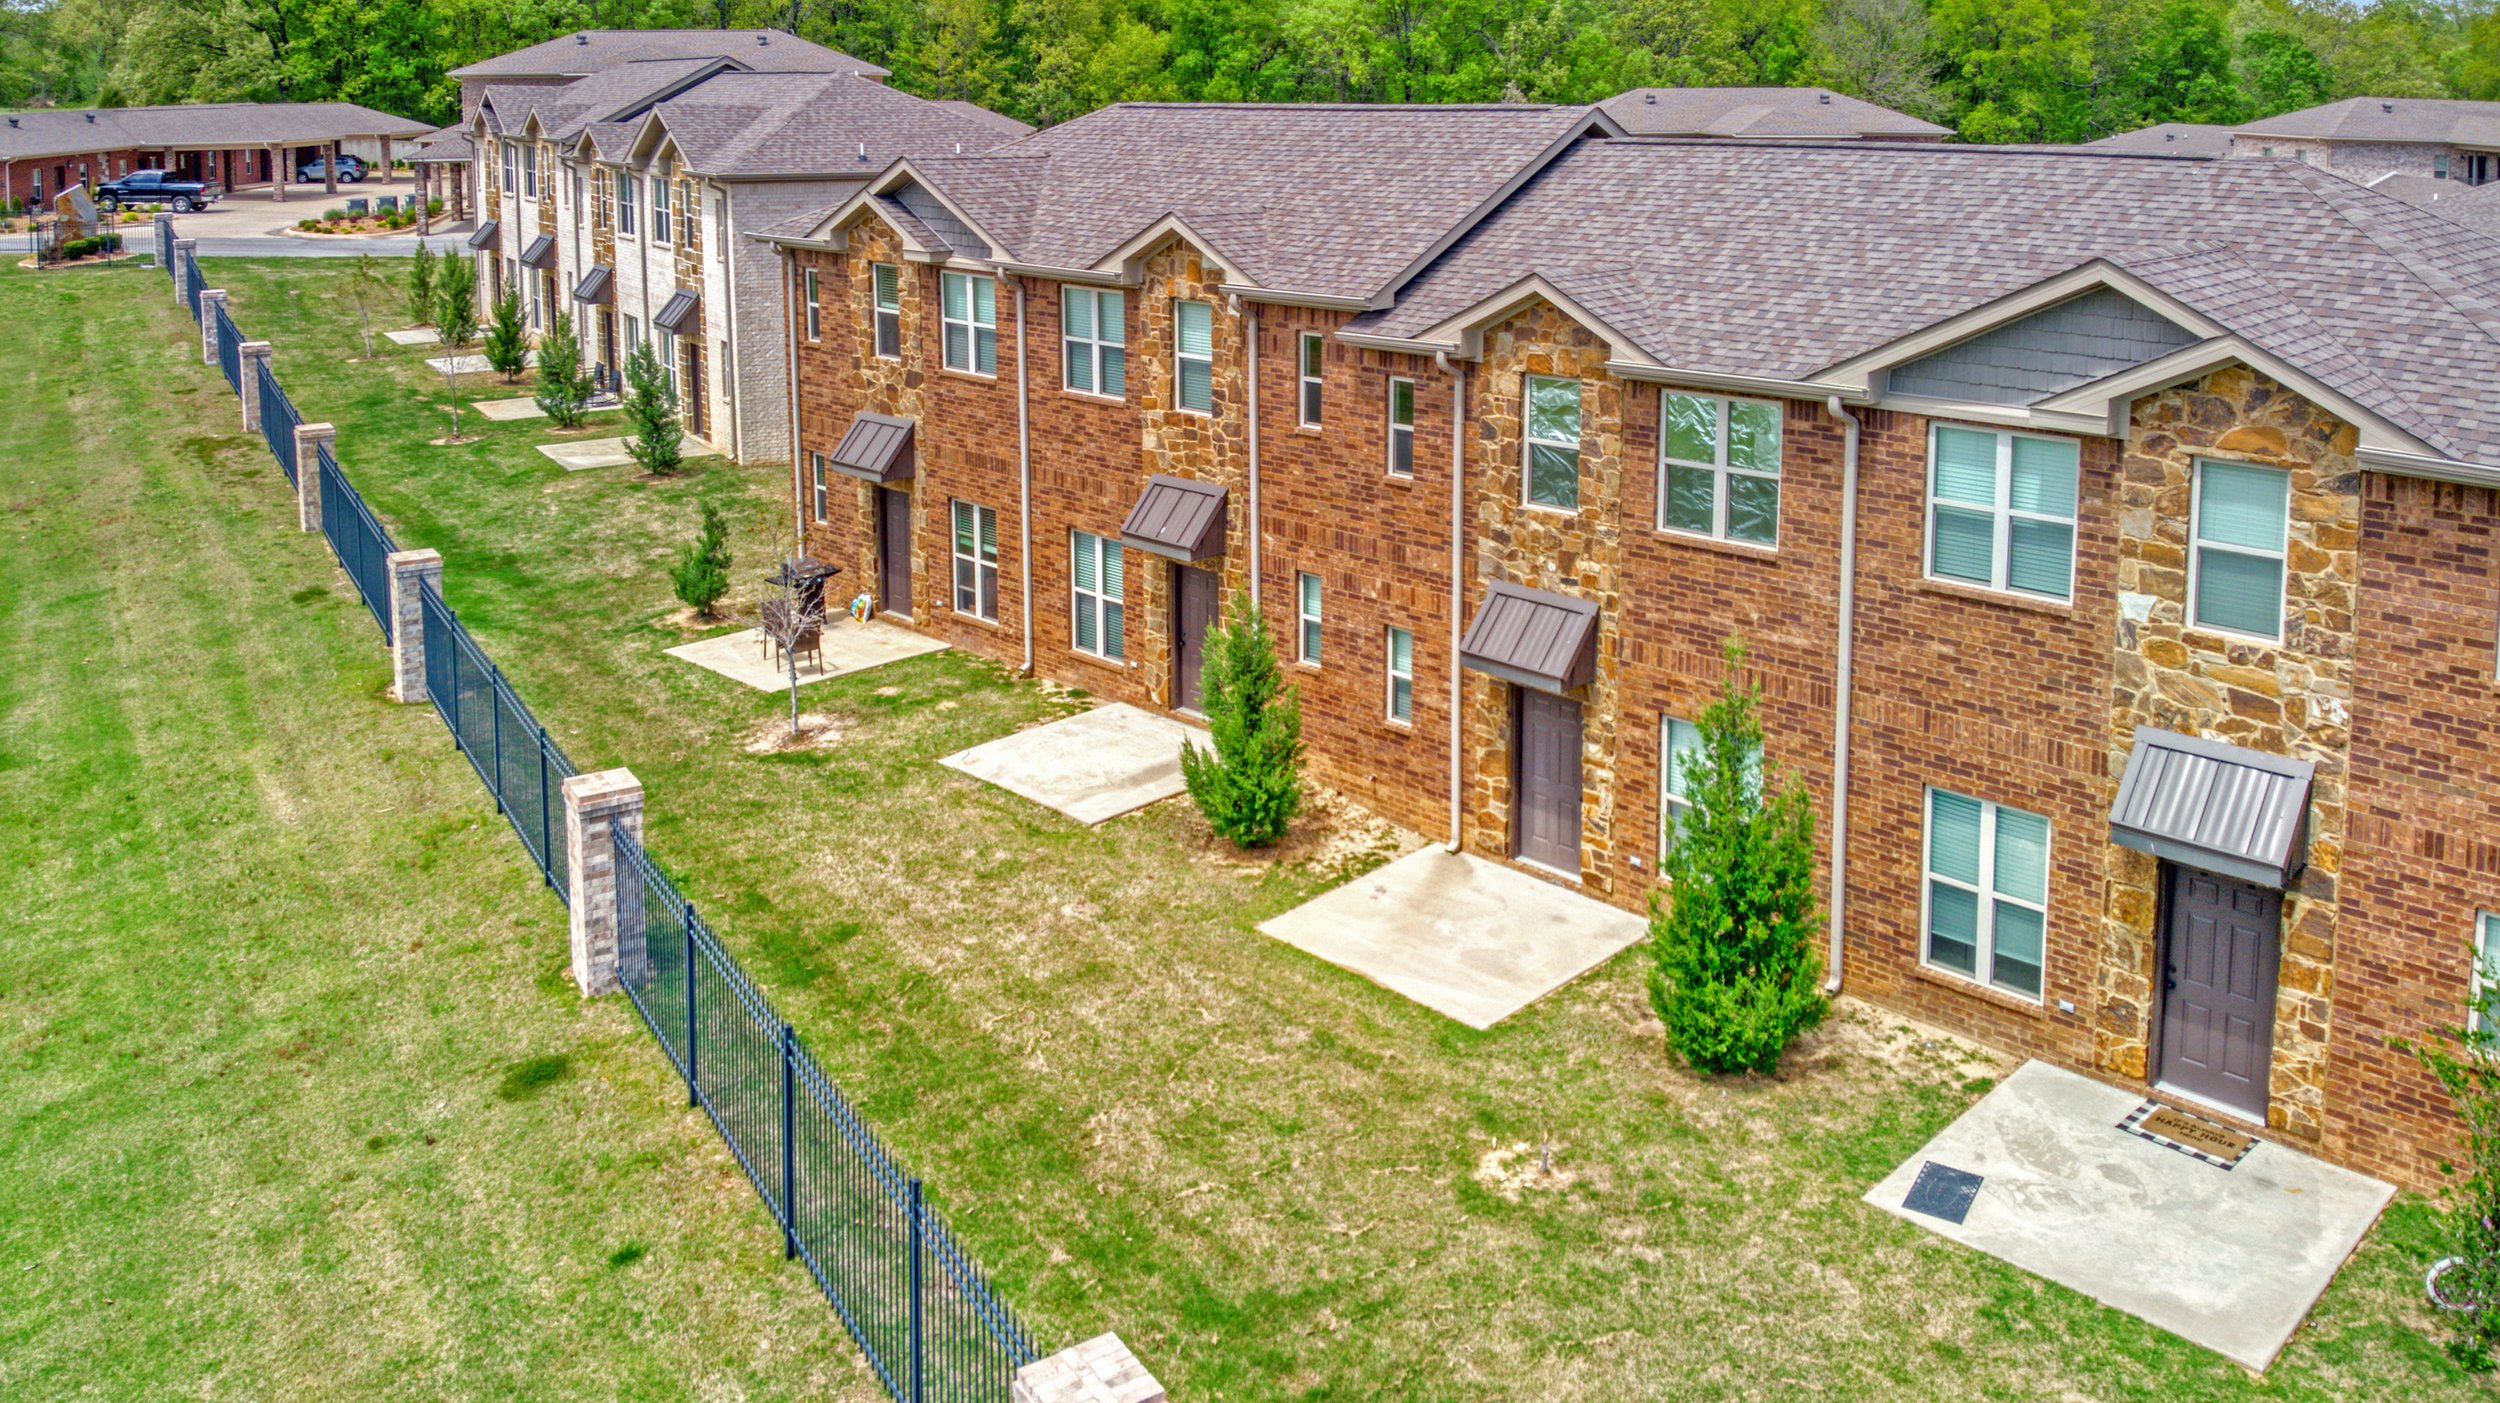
[1,0,2496,144]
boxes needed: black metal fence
[214,301,241,393]
[157,220,1046,1400]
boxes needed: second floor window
[803,269,821,341]
[1926,424,2078,602]
[1388,378,1415,477]
[1297,572,1322,664]
[1174,299,1214,413]
[1661,391,1781,546]
[942,272,996,375]
[953,501,999,620]
[2189,459,2290,641]
[1524,374,1581,511]
[524,148,538,198]
[1298,332,1323,426]
[1064,287,1125,396]
[1072,531,1124,659]
[651,172,671,244]
[872,264,901,358]
[500,144,516,193]
[680,182,697,247]
[617,169,636,235]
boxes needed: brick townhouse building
[764,106,2500,1192]
[458,30,1025,463]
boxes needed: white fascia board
[1814,261,2228,394]
[2361,445,2500,490]
[1612,360,1873,405]
[1220,284,1371,312]
[1337,330,1461,356]
[1871,393,2113,438]
[1372,111,1623,304]
[1002,261,1127,287]
[2025,333,2446,460]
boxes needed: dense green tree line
[2,0,2496,142]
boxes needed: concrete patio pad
[1865,1060,2393,1371]
[1256,847,1646,1029]
[940,703,1203,825]
[473,395,622,423]
[424,350,534,376]
[537,434,721,471]
[384,327,440,346]
[664,621,947,692]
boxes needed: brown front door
[680,338,705,437]
[598,310,616,391]
[1171,564,1218,713]
[2155,864,2281,1119]
[876,486,912,618]
[1511,687,1583,874]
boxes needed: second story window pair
[1662,391,1781,546]
[1927,424,2079,602]
[1064,287,1125,397]
[942,272,997,375]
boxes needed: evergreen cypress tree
[623,338,684,477]
[1647,637,1828,1075]
[483,289,529,381]
[533,307,593,428]
[435,256,478,348]
[405,241,435,326]
[672,500,732,617]
[1179,591,1304,847]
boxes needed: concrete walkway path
[665,621,946,692]
[1257,847,1647,1029]
[941,703,1203,825]
[1865,1060,2393,1371]
[536,433,720,471]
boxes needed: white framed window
[942,272,996,375]
[1923,787,2049,1000]
[650,171,671,244]
[2476,911,2500,1044]
[1174,299,1214,413]
[872,264,901,358]
[500,144,516,193]
[1926,424,2079,601]
[622,313,640,352]
[1657,717,1761,860]
[1387,377,1415,477]
[1660,390,1781,546]
[1063,287,1125,396]
[952,500,999,620]
[679,181,697,246]
[1071,531,1124,659]
[523,146,537,199]
[1297,572,1322,664]
[810,453,828,522]
[2188,459,2290,642]
[2438,153,2452,179]
[616,168,636,235]
[1524,374,1581,511]
[1298,332,1324,426]
[803,269,821,341]
[1386,626,1413,723]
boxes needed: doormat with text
[2119,1100,2258,1169]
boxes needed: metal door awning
[465,219,498,251]
[519,233,557,268]
[1459,580,1598,693]
[2109,726,2314,888]
[1119,475,1228,562]
[827,412,915,482]
[571,264,613,304]
[653,288,700,334]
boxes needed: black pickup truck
[93,169,217,212]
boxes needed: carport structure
[0,101,431,213]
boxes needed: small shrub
[435,256,478,347]
[534,306,594,427]
[2396,971,2500,1368]
[1646,637,1828,1076]
[1179,591,1304,847]
[323,206,346,221]
[482,289,529,381]
[405,240,435,325]
[672,500,732,617]
[623,338,683,476]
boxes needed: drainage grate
[1902,1161,1985,1224]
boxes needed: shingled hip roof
[449,29,884,81]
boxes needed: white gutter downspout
[1017,280,1034,673]
[1823,395,1862,995]
[784,250,803,557]
[1443,350,1464,852]
[1246,304,1261,608]
[720,184,741,462]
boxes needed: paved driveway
[160,175,470,257]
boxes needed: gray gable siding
[1884,288,2200,405]
[893,181,987,258]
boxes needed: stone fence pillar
[238,340,272,431]
[1012,1335,1165,1403]
[198,289,225,364]
[294,422,334,532]
[171,236,196,307]
[384,548,442,703]
[563,769,646,997]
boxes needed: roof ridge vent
[84,111,94,122]
[1644,92,1657,105]
[1818,92,1831,104]
[2382,101,2395,113]
[575,32,589,44]
[756,32,769,44]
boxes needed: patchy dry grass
[2,256,2486,1400]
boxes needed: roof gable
[1886,287,2200,406]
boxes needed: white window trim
[1919,787,2050,1003]
[1523,374,1581,513]
[1297,572,1322,666]
[1071,531,1123,659]
[810,453,828,523]
[941,272,996,377]
[616,168,636,236]
[1387,377,1416,478]
[650,172,671,245]
[1386,626,1413,724]
[952,500,999,622]
[872,263,902,360]
[1298,332,1324,428]
[803,269,821,342]
[1659,390,1780,548]
[1173,299,1214,415]
[1660,716,1696,861]
[1922,422,2080,602]
[2476,911,2500,1043]
[1062,287,1124,398]
[2186,456,2291,645]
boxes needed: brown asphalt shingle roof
[476,58,726,142]
[450,29,884,81]
[2080,123,2236,158]
[2238,97,2500,146]
[1352,140,2500,465]
[0,101,430,161]
[1599,86,1947,140]
[644,72,1022,178]
[889,103,1607,300]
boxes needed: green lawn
[1,255,2486,1401]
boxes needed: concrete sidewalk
[941,704,1202,825]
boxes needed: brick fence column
[171,236,196,307]
[562,769,646,997]
[198,289,225,364]
[238,340,271,431]
[1012,1335,1165,1403]
[293,421,334,532]
[385,548,442,703]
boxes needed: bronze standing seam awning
[571,265,613,304]
[826,412,915,482]
[465,219,498,252]
[2108,726,2314,888]
[653,288,701,334]
[1458,580,1599,693]
[1119,475,1229,562]
[519,233,557,269]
